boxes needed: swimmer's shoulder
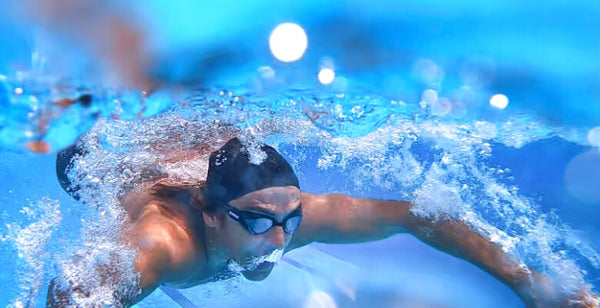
[121,178,206,220]
[126,200,207,273]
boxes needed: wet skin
[49,184,600,307]
[121,185,306,302]
[203,186,301,281]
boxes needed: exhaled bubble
[31,89,599,303]
[10,198,62,308]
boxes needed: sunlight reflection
[565,150,600,204]
[489,94,508,109]
[421,89,438,105]
[318,68,335,85]
[258,66,275,79]
[303,290,337,308]
[269,23,308,62]
[412,59,443,84]
[587,126,600,147]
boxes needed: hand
[522,271,599,308]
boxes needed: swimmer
[48,137,600,307]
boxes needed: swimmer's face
[217,186,301,281]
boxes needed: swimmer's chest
[162,260,233,288]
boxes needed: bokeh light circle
[564,150,600,205]
[587,126,600,147]
[303,290,337,308]
[318,68,335,84]
[269,23,308,62]
[490,94,509,109]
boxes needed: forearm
[303,194,409,244]
[403,211,534,301]
[305,193,532,293]
[301,193,597,306]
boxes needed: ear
[202,211,222,228]
[190,188,206,210]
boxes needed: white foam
[28,91,598,303]
[9,198,62,308]
[228,249,285,273]
[238,134,268,165]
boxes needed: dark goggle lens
[246,218,274,234]
[284,215,303,233]
[245,214,303,235]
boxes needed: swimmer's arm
[125,216,185,305]
[45,219,176,307]
[291,193,537,304]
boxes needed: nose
[266,226,286,248]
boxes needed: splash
[51,242,140,307]
[25,88,598,305]
[8,198,62,308]
[238,134,268,165]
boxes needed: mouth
[227,249,284,274]
[241,261,275,281]
[254,261,274,271]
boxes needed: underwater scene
[0,0,599,307]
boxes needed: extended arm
[292,192,599,307]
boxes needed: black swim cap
[56,142,86,201]
[205,138,299,210]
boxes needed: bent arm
[292,193,544,304]
[46,218,174,307]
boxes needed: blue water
[1,1,599,307]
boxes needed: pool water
[1,1,599,307]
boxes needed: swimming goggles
[223,203,303,235]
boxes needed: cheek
[223,223,261,252]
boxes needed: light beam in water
[304,290,337,308]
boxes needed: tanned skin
[47,183,600,308]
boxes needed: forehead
[229,186,301,213]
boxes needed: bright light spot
[431,97,452,116]
[14,87,23,95]
[304,290,337,308]
[412,59,442,83]
[490,94,509,109]
[421,89,438,104]
[269,23,308,62]
[588,127,600,147]
[318,68,335,85]
[258,66,275,79]
[565,150,600,204]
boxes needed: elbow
[46,277,92,308]
[46,277,69,308]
